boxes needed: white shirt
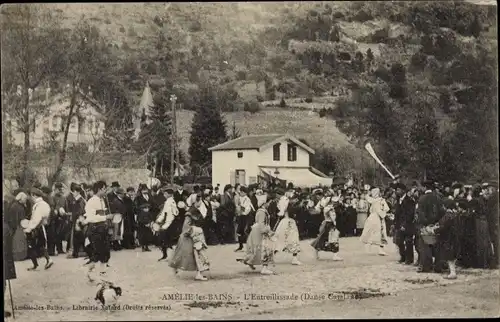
[26,197,51,232]
[186,193,198,207]
[197,200,208,218]
[84,195,107,223]
[239,195,254,216]
[277,195,289,217]
[157,197,178,230]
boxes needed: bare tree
[1,4,67,171]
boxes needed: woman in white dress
[273,195,301,265]
[360,187,390,256]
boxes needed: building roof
[208,134,315,154]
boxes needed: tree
[133,94,173,176]
[409,108,441,181]
[188,87,228,173]
[228,120,241,140]
[1,4,67,174]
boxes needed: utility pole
[175,103,181,177]
[170,94,177,185]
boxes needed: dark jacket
[218,192,235,219]
[416,192,445,228]
[4,200,27,279]
[110,196,127,216]
[123,196,137,231]
[395,194,417,234]
[135,193,152,209]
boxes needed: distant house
[209,134,333,188]
[4,90,105,152]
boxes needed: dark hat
[138,183,148,191]
[394,183,407,191]
[423,180,434,189]
[111,181,120,188]
[30,187,46,197]
[126,186,135,192]
[55,182,63,189]
[41,186,52,195]
[139,203,151,209]
[240,186,248,194]
[223,184,233,192]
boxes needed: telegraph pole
[170,94,177,185]
[175,103,181,176]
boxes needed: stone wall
[3,167,151,194]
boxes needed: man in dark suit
[394,183,417,265]
[107,181,121,204]
[217,184,235,244]
[122,187,137,249]
[4,189,28,318]
[109,187,128,250]
[484,182,499,269]
[416,180,445,273]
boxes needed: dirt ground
[226,277,500,319]
[4,237,499,321]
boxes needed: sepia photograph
[1,1,498,320]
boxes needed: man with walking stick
[4,189,28,318]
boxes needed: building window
[70,116,78,131]
[88,119,94,133]
[51,116,59,131]
[79,119,85,133]
[237,152,243,158]
[273,143,281,161]
[235,169,246,186]
[287,144,297,162]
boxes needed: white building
[4,92,105,151]
[209,134,333,188]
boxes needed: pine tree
[189,88,228,171]
[133,94,173,175]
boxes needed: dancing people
[360,187,390,256]
[310,196,343,261]
[238,192,278,275]
[169,207,210,281]
[24,187,54,271]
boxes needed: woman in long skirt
[273,198,301,265]
[237,194,277,275]
[311,202,343,261]
[360,188,390,256]
[437,198,462,279]
[169,208,210,281]
[356,192,369,236]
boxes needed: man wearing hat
[4,189,29,317]
[50,183,68,256]
[217,184,236,244]
[394,183,417,265]
[107,181,121,204]
[415,180,445,273]
[235,186,255,252]
[24,187,54,271]
[483,181,499,268]
[65,183,86,258]
[156,187,179,261]
[109,187,127,251]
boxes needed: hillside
[175,108,352,155]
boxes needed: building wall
[211,149,260,187]
[5,99,105,150]
[258,139,310,168]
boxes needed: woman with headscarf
[360,187,390,256]
[310,195,343,261]
[237,192,278,275]
[169,207,210,281]
[273,193,302,265]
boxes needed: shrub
[318,108,327,118]
[190,21,202,32]
[305,96,313,103]
[244,101,262,114]
[128,27,137,37]
[236,70,247,81]
[104,18,112,24]
[256,95,264,102]
[119,26,125,33]
[279,98,287,108]
[153,15,163,27]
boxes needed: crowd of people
[3,175,499,315]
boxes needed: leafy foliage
[188,87,228,171]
